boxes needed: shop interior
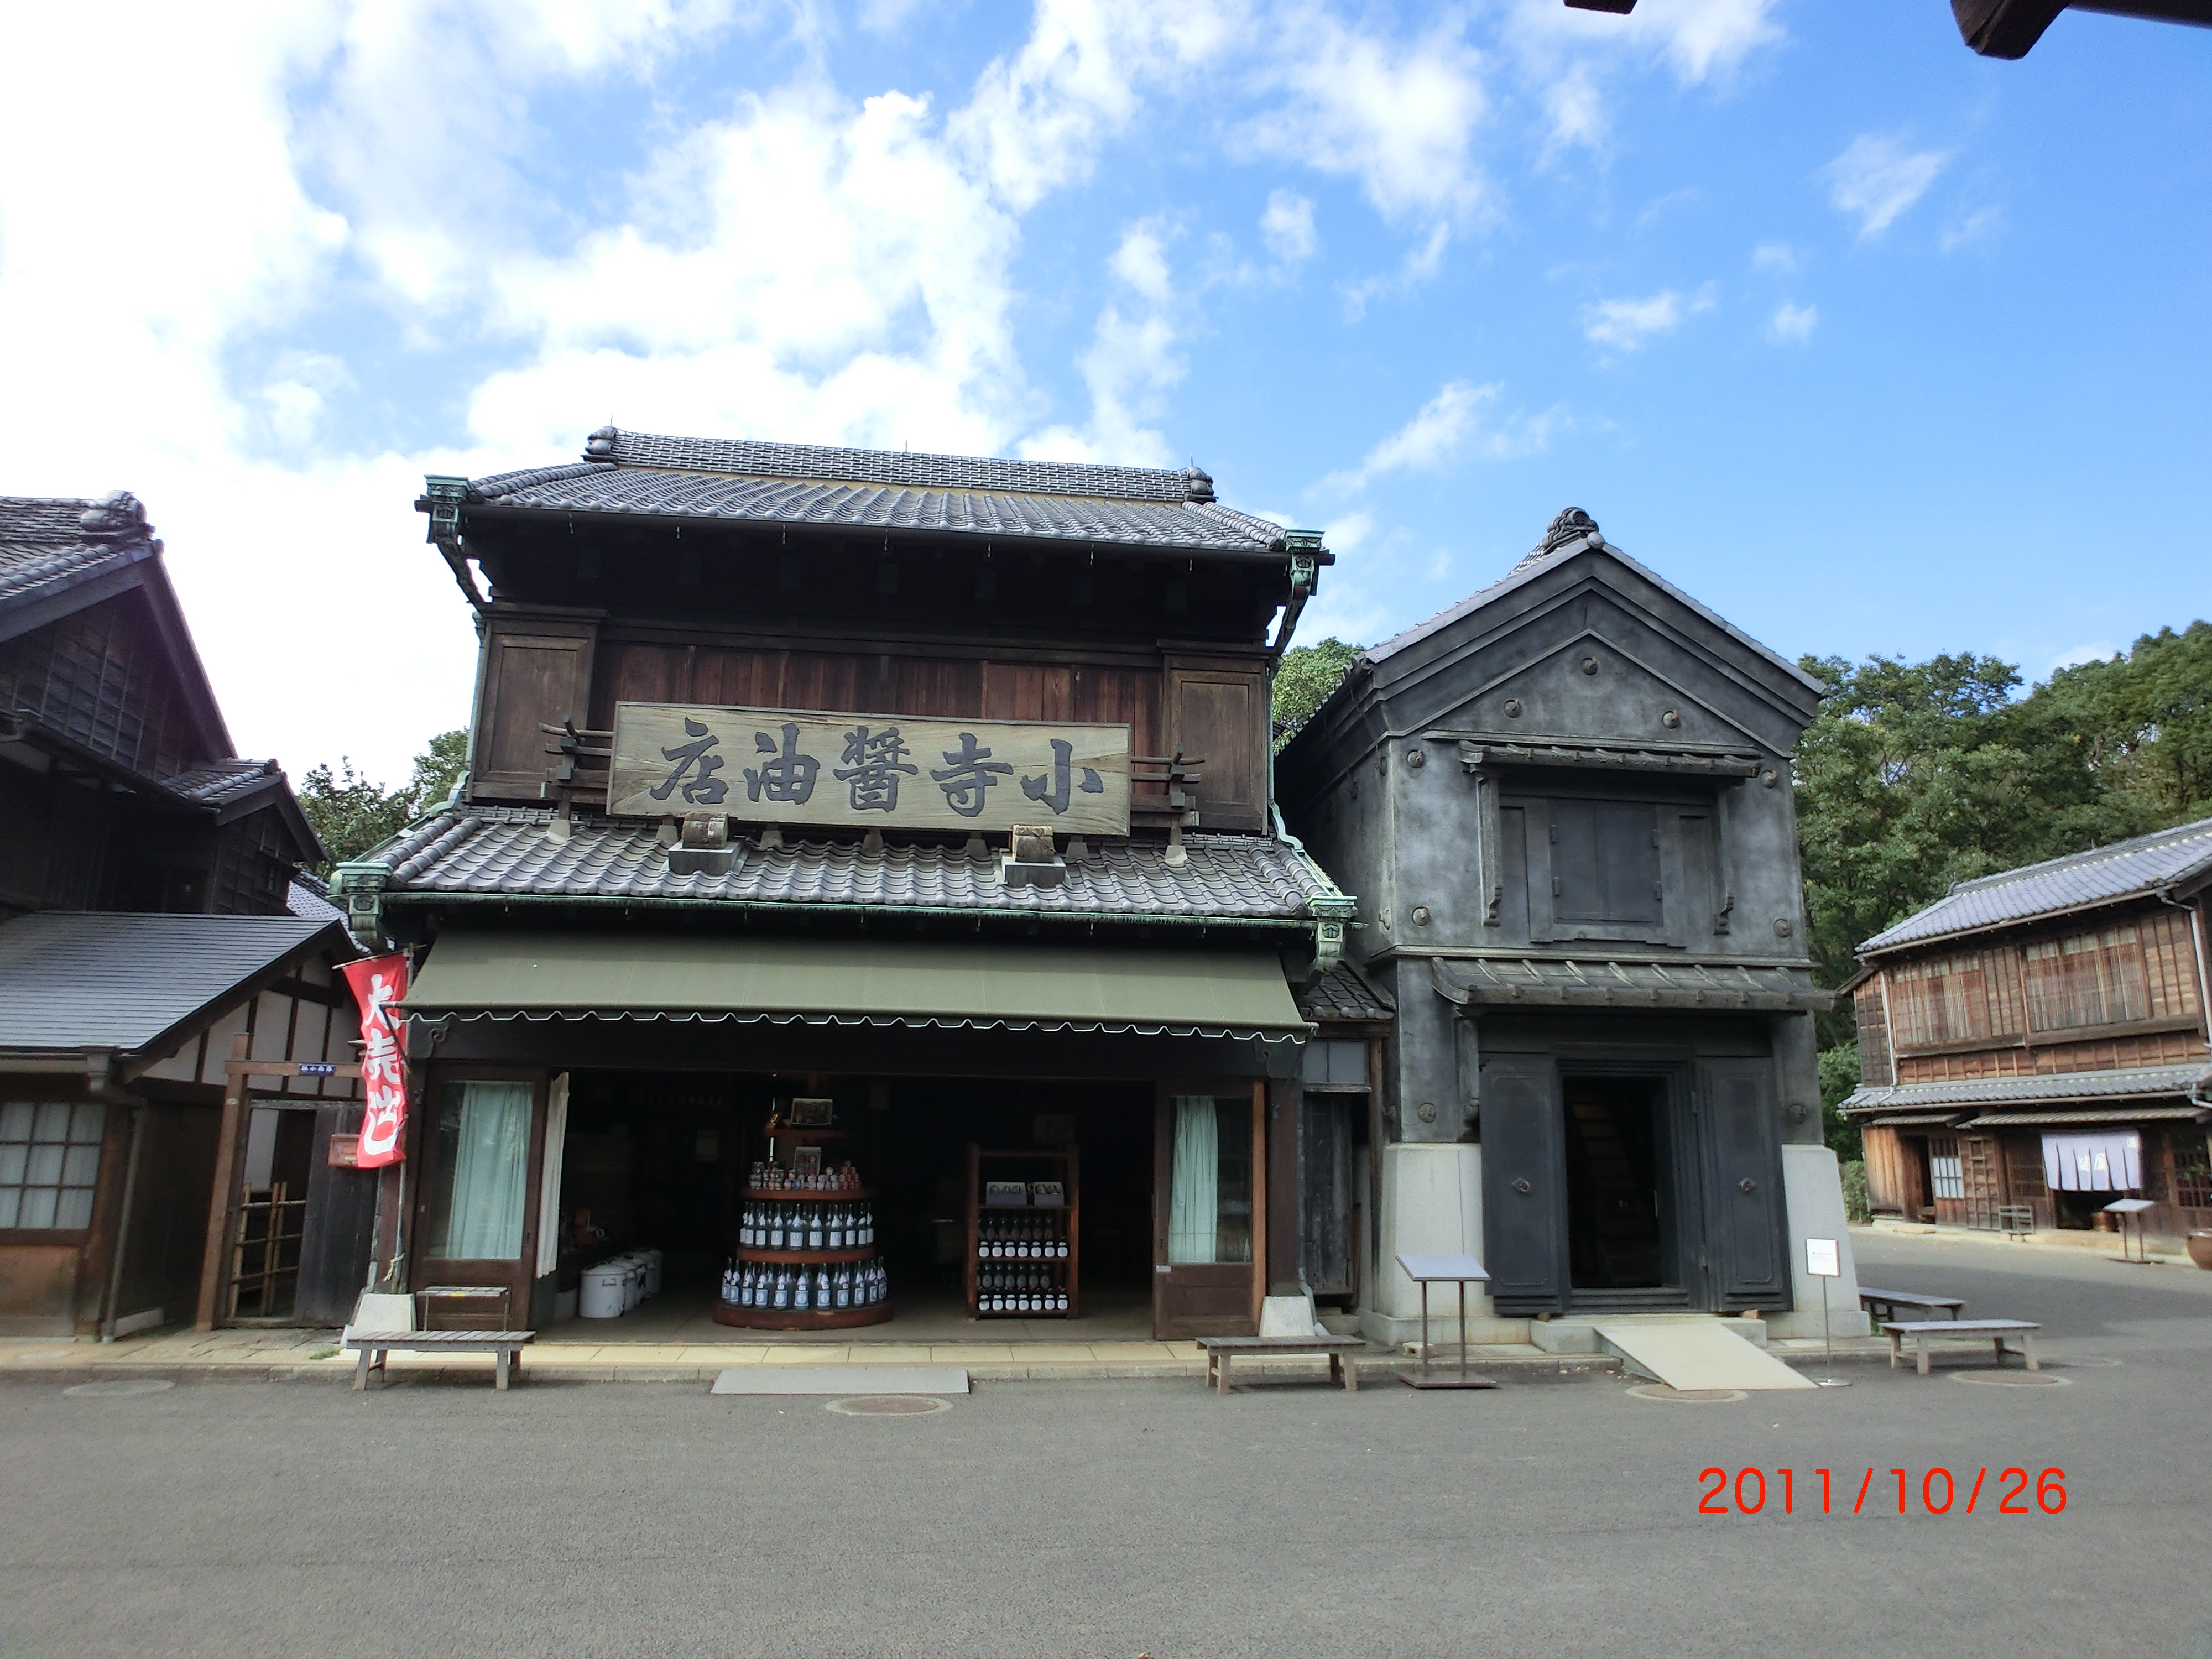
[1561,1074,1676,1296]
[549,1070,1159,1341]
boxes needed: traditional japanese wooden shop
[1841,817,2212,1250]
[1276,509,1863,1346]
[332,431,1359,1339]
[0,492,369,1338]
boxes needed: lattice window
[2171,1134,2212,1209]
[1929,1153,1965,1201]
[0,1102,105,1230]
[2023,926,2151,1032]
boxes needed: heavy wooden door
[294,1103,379,1326]
[1963,1134,2005,1230]
[1694,1058,1789,1311]
[1298,1093,1355,1297]
[410,1071,547,1321]
[1152,1083,1265,1339]
[1479,1056,1565,1314]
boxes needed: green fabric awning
[403,931,1311,1044]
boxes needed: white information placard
[1804,1237,1840,1279]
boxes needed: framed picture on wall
[791,1146,823,1178]
[789,1097,836,1127]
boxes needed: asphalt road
[4,1232,2208,1659]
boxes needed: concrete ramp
[1591,1319,1815,1391]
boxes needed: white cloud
[1768,300,1817,343]
[1508,0,1782,160]
[1245,13,1489,226]
[1752,242,1798,274]
[1261,190,1318,267]
[1321,379,1561,493]
[1823,133,1949,238]
[1582,285,1716,352]
[1019,222,1186,467]
[1542,62,1606,153]
[477,82,1027,459]
[1941,205,2005,253]
[950,0,1240,212]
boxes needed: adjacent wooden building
[0,493,369,1337]
[1840,817,2212,1249]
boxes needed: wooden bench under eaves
[1198,1335,1367,1394]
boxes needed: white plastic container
[640,1250,664,1297]
[578,1266,627,1319]
[622,1260,644,1310]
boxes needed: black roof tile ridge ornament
[77,491,150,541]
[1507,506,1600,573]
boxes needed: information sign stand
[1805,1237,1850,1387]
[1392,1254,1497,1390]
[2103,1197,2156,1264]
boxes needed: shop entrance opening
[1561,1074,1671,1295]
[548,1071,1157,1342]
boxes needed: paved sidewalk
[0,1322,1905,1386]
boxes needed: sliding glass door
[1152,1083,1264,1339]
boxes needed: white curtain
[1167,1096,1219,1264]
[2041,1131,2141,1193]
[439,1081,533,1259]
[534,1074,569,1277]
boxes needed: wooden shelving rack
[716,1124,891,1330]
[965,1144,1081,1319]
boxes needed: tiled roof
[1430,955,1832,1013]
[1361,518,1823,691]
[1860,816,2212,954]
[166,758,284,808]
[1841,1063,2212,1116]
[288,875,349,927]
[0,493,158,612]
[460,430,1297,559]
[0,912,345,1055]
[366,806,1332,925]
[1297,962,1394,1022]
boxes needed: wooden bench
[1881,1319,2040,1376]
[346,1327,536,1391]
[1860,1287,1965,1323]
[1198,1335,1367,1394]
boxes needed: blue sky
[2,1,2206,782]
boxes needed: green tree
[1818,1043,1863,1160]
[1272,638,1362,750]
[1791,651,2136,1045]
[2032,622,2212,825]
[298,729,468,872]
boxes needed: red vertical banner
[340,953,411,1170]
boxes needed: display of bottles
[722,1256,890,1311]
[975,1264,1067,1315]
[738,1199,875,1254]
[747,1160,862,1193]
[975,1212,1067,1261]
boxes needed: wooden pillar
[1248,1080,1267,1333]
[1266,1076,1301,1296]
[194,1034,252,1330]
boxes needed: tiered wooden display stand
[966,1144,1081,1319]
[714,1124,892,1330]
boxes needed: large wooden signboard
[608,703,1132,835]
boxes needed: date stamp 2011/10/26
[1698,1467,2067,1516]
